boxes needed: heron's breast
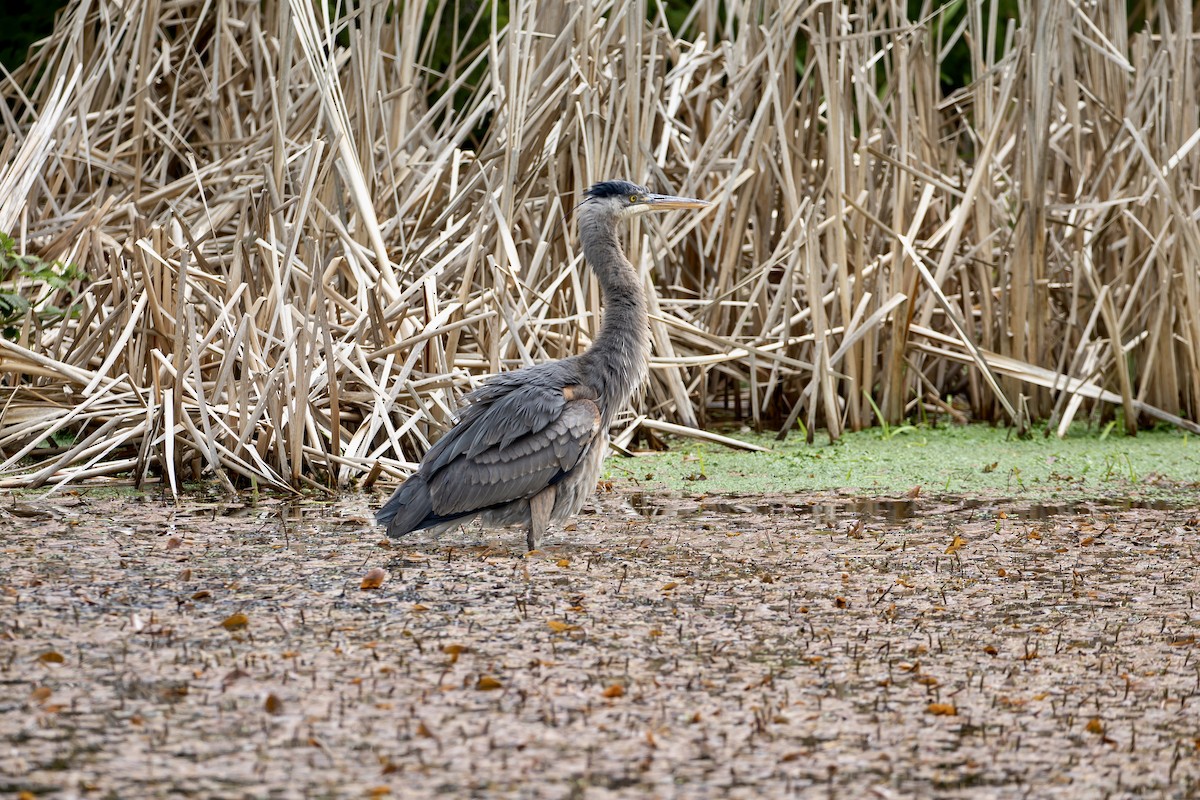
[552,435,610,520]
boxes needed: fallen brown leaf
[360,567,388,590]
[221,613,249,631]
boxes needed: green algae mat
[618,422,1199,501]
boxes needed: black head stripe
[585,180,649,199]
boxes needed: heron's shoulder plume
[585,180,648,199]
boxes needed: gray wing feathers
[423,378,567,472]
[375,473,434,535]
[376,368,602,536]
[428,400,600,516]
[462,388,566,456]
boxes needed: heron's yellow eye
[629,194,638,203]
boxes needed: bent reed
[0,0,1197,493]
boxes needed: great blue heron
[375,180,710,550]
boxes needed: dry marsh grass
[0,0,1198,492]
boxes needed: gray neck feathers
[578,209,651,424]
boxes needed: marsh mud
[2,489,1199,798]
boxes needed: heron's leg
[527,486,556,551]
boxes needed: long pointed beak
[644,193,710,211]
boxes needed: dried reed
[0,0,1197,492]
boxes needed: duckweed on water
[611,422,1199,500]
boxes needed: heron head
[582,180,710,219]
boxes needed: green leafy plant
[863,390,917,440]
[0,232,87,339]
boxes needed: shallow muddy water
[2,489,1198,798]
[626,491,1180,524]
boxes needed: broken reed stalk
[0,0,1197,491]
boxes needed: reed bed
[0,0,1197,493]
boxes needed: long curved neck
[579,212,651,422]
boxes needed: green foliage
[0,1,64,69]
[0,232,87,340]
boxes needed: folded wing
[378,378,601,535]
